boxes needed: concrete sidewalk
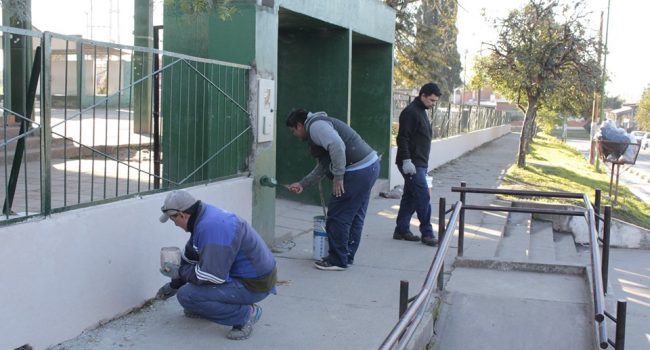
[48,133,521,349]
[47,132,650,349]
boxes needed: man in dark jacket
[156,190,277,340]
[394,83,442,246]
[286,109,380,271]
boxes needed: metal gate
[0,26,252,224]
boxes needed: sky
[30,0,164,44]
[456,0,650,103]
[21,0,648,103]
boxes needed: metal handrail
[448,184,617,349]
[378,201,462,350]
[583,194,608,349]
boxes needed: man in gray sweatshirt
[286,109,380,271]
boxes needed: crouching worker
[155,190,277,340]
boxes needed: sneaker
[421,236,438,246]
[227,304,262,340]
[183,309,203,319]
[314,260,346,271]
[393,231,421,242]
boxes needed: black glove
[156,282,177,300]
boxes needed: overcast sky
[456,0,649,103]
[26,0,648,102]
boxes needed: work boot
[314,259,347,271]
[227,304,262,340]
[393,231,421,242]
[421,236,438,246]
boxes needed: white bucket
[313,215,329,260]
[160,247,181,268]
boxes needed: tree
[476,0,601,167]
[637,88,650,130]
[604,95,624,110]
[0,0,30,21]
[385,0,462,97]
[163,0,236,20]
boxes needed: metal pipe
[459,182,466,257]
[602,206,611,295]
[378,202,462,350]
[615,300,626,350]
[152,25,162,188]
[41,32,53,215]
[586,208,606,324]
[451,186,584,199]
[462,204,584,216]
[437,197,446,291]
[598,319,608,349]
[399,280,409,319]
[594,188,601,232]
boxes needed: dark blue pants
[395,166,434,237]
[325,160,380,268]
[176,280,270,326]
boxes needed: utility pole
[599,0,611,125]
[589,12,604,164]
[595,0,612,170]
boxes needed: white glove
[402,159,416,175]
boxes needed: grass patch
[500,133,650,229]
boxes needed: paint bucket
[313,215,329,260]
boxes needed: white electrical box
[257,78,275,143]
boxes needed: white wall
[390,125,511,188]
[0,177,253,350]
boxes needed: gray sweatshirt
[299,112,376,188]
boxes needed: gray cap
[159,190,197,223]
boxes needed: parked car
[631,130,647,139]
[643,133,650,150]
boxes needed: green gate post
[133,0,153,134]
[2,0,31,125]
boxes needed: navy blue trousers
[325,160,380,268]
[176,280,270,326]
[395,166,434,237]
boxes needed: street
[566,138,650,204]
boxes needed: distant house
[607,103,638,130]
[453,86,523,119]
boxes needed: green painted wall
[276,27,350,204]
[162,4,253,185]
[350,42,393,179]
[164,3,255,63]
[164,3,280,243]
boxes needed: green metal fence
[0,26,252,224]
[392,92,511,141]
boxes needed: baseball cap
[159,190,197,223]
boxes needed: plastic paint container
[313,215,329,260]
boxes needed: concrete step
[494,212,531,261]
[433,266,595,350]
[553,232,581,264]
[528,220,556,263]
[0,136,77,163]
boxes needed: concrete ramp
[432,267,595,350]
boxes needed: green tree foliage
[536,108,562,134]
[604,95,624,110]
[385,0,462,97]
[0,0,30,21]
[164,0,236,20]
[476,0,601,167]
[637,88,650,130]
